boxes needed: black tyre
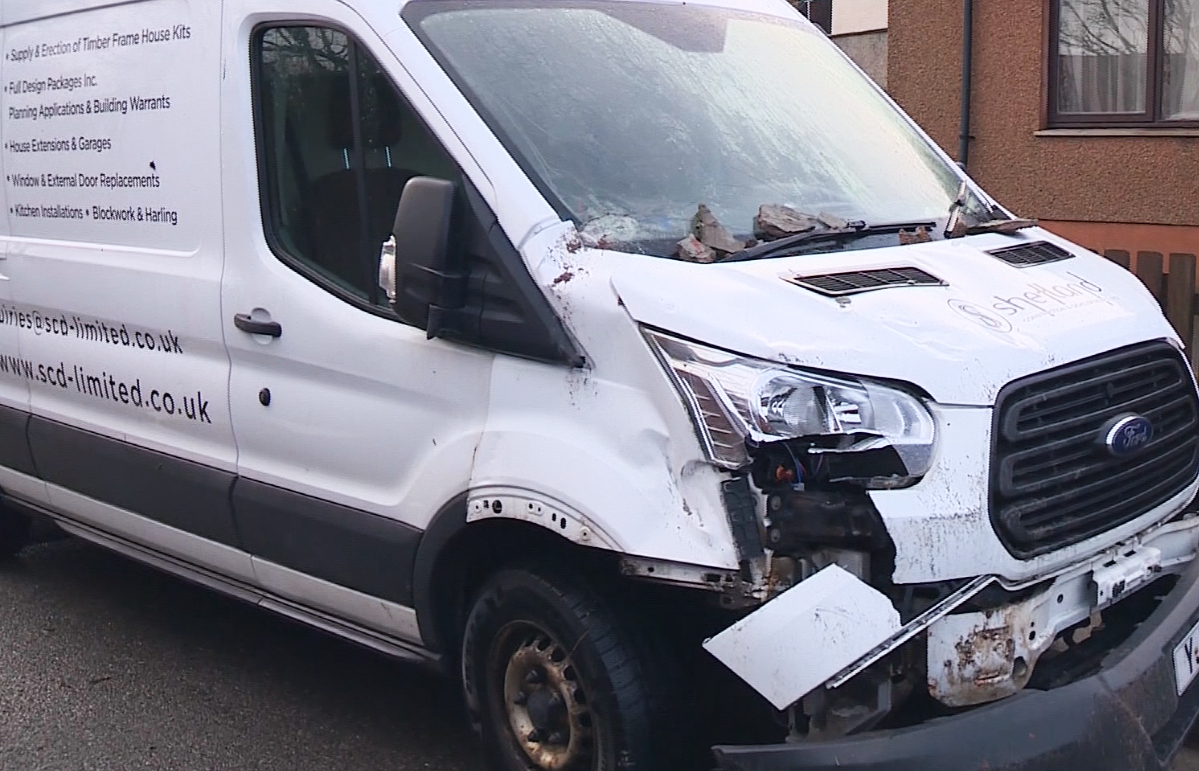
[0,507,31,558]
[461,568,669,771]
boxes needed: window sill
[1036,128,1199,138]
[830,27,887,37]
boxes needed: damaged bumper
[712,555,1199,771]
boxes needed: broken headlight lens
[644,329,935,479]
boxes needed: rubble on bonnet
[754,204,819,240]
[954,217,1038,238]
[898,226,932,245]
[815,211,850,231]
[678,203,824,263]
[693,204,745,254]
[676,234,718,263]
[674,203,925,263]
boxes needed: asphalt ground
[2,537,1199,771]
[0,539,479,771]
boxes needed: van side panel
[0,0,244,573]
[0,14,38,503]
[1,1,148,27]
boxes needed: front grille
[991,342,1199,558]
[785,267,944,297]
[987,241,1073,267]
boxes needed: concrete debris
[692,204,745,255]
[676,234,717,263]
[817,212,850,230]
[948,217,1038,238]
[967,217,1038,235]
[899,226,932,245]
[754,204,819,241]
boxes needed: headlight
[644,329,935,482]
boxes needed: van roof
[2,0,800,28]
[1,0,149,27]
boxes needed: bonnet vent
[785,267,945,297]
[987,241,1073,267]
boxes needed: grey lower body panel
[31,500,437,668]
[28,415,239,546]
[4,409,423,608]
[233,477,421,605]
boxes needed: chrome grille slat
[990,341,1199,558]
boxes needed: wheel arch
[412,496,617,653]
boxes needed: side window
[255,26,459,306]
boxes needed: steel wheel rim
[491,621,595,770]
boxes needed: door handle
[233,313,282,338]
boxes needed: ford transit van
[3,1,1199,769]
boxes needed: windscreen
[405,1,969,255]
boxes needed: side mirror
[388,176,461,328]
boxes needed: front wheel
[461,568,669,771]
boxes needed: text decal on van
[0,353,211,424]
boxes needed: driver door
[220,8,493,638]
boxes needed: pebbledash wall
[885,0,1199,267]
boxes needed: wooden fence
[1102,250,1199,357]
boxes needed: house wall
[831,0,886,35]
[834,30,888,87]
[886,0,1199,258]
[831,0,888,86]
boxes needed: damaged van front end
[661,343,1199,768]
[611,235,1199,768]
[707,512,1199,771]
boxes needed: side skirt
[10,496,441,671]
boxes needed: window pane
[1164,0,1199,120]
[257,30,458,306]
[354,50,458,259]
[259,27,368,295]
[1057,0,1148,114]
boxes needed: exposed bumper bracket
[826,574,995,688]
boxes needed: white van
[3,0,1199,768]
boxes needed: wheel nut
[527,729,543,743]
[548,731,568,745]
[513,691,528,706]
[525,669,545,685]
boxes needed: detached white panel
[703,565,900,709]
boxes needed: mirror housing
[389,176,463,328]
[383,175,583,365]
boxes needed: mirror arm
[413,264,472,340]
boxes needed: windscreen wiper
[944,181,1036,238]
[719,219,938,263]
[951,217,1038,237]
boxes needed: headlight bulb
[760,382,823,435]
